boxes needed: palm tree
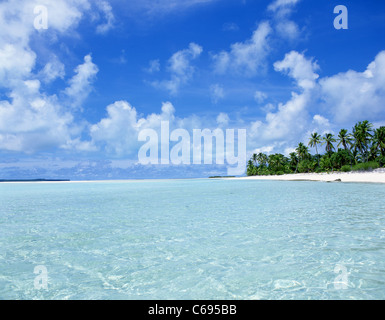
[247,160,255,176]
[257,152,268,168]
[372,126,385,157]
[322,133,336,153]
[309,132,321,166]
[296,142,309,161]
[352,120,373,162]
[337,129,353,150]
[308,132,321,155]
[289,152,298,171]
[267,154,287,173]
[252,153,258,166]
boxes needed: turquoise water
[0,179,385,300]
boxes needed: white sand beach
[230,168,385,184]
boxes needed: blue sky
[0,0,385,179]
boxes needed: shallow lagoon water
[1,179,384,299]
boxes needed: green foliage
[376,155,385,167]
[330,148,353,169]
[297,159,316,173]
[246,121,384,176]
[341,165,351,172]
[319,155,332,171]
[352,161,379,171]
[373,126,385,157]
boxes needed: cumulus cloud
[248,50,385,155]
[274,51,319,89]
[152,42,203,94]
[212,21,272,76]
[90,101,141,155]
[90,101,181,155]
[0,79,75,152]
[0,0,106,154]
[248,51,317,152]
[64,54,99,109]
[319,51,385,124]
[0,44,36,85]
[169,43,202,74]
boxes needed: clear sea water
[0,179,384,300]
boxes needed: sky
[0,0,384,179]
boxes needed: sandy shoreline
[229,169,385,184]
[1,171,385,184]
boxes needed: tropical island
[240,120,385,183]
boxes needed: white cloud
[90,101,180,155]
[216,112,229,126]
[252,145,275,155]
[152,42,203,94]
[0,80,75,153]
[268,0,301,41]
[39,56,65,83]
[308,114,332,137]
[90,101,140,155]
[0,0,89,49]
[64,54,99,109]
[0,44,36,85]
[261,103,275,113]
[248,50,385,155]
[210,84,225,104]
[95,0,115,34]
[248,51,316,150]
[212,21,272,76]
[276,20,300,40]
[0,0,106,154]
[261,92,310,141]
[319,51,385,124]
[274,51,319,89]
[254,90,267,103]
[312,114,330,127]
[268,0,301,13]
[168,42,202,75]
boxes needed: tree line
[247,120,385,176]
